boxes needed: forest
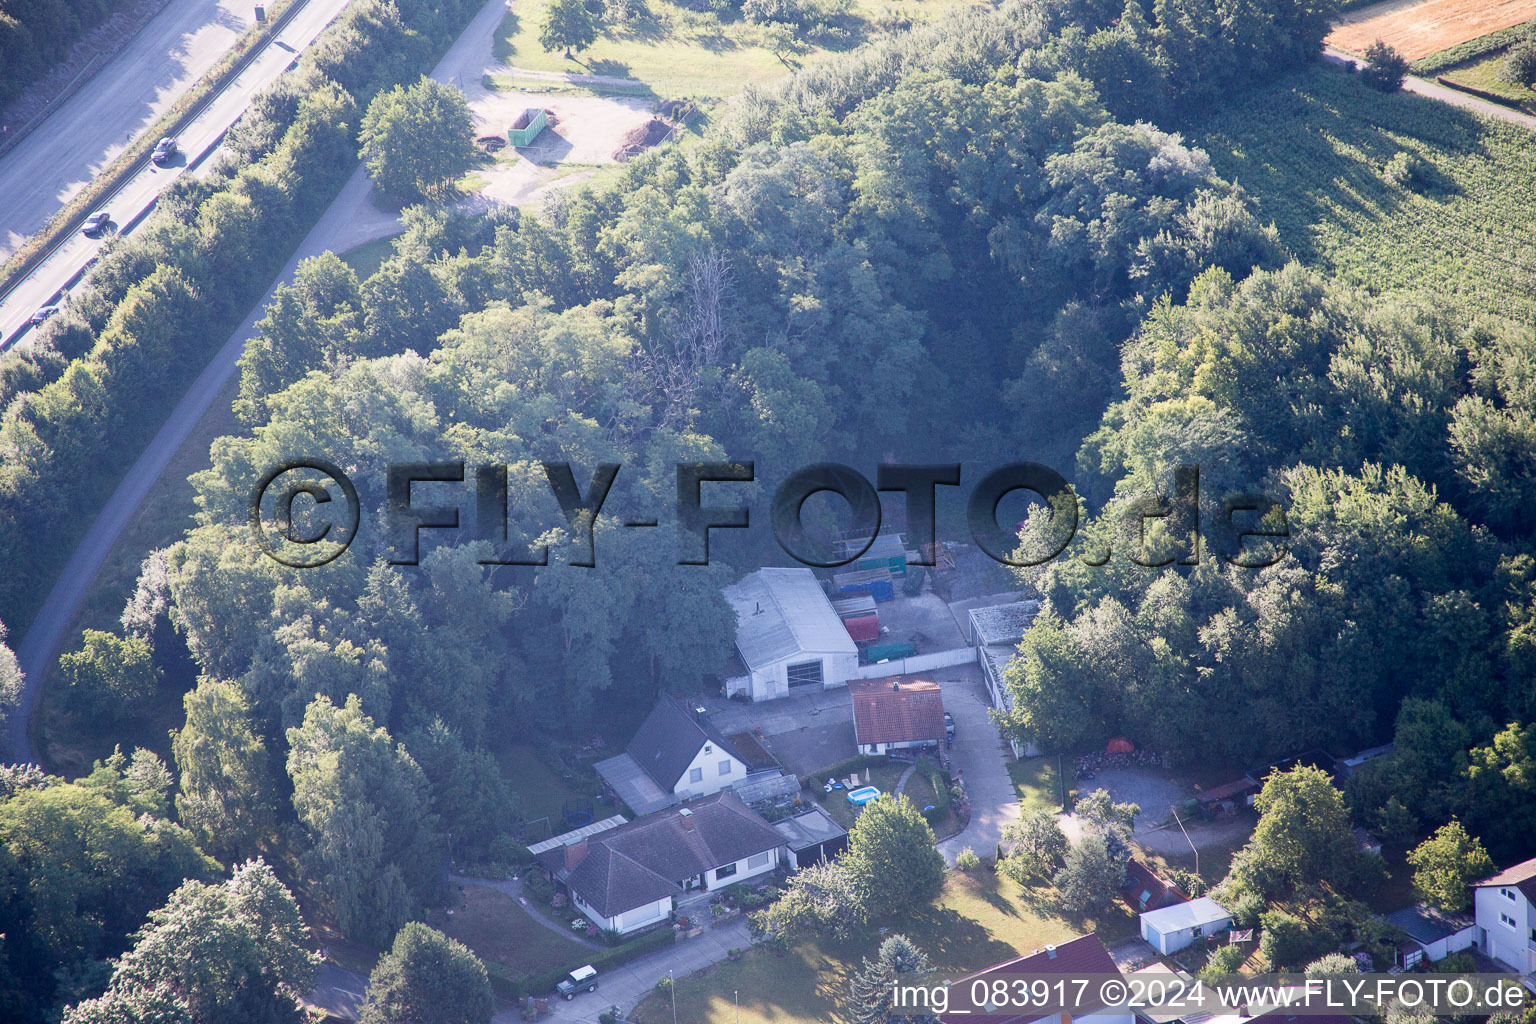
[2,0,1536,1018]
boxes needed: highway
[0,0,255,261]
[0,0,354,350]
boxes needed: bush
[1362,40,1409,91]
[488,835,534,866]
[742,0,813,27]
[1383,151,1440,192]
[655,975,674,995]
[1201,943,1247,982]
[1502,39,1536,86]
[523,871,555,903]
[955,848,981,871]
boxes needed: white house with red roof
[1474,856,1536,974]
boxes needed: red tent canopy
[1106,736,1135,753]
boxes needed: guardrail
[0,0,308,333]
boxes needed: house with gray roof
[596,696,749,815]
[1385,904,1475,967]
[535,790,786,934]
[722,568,858,701]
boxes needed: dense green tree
[1362,40,1409,91]
[358,922,493,1024]
[1000,809,1069,881]
[58,629,160,718]
[538,0,598,57]
[172,679,278,863]
[1241,766,1359,894]
[842,795,945,918]
[359,77,477,202]
[404,720,517,863]
[63,859,317,1024]
[0,619,22,734]
[848,934,938,1024]
[1464,722,1536,862]
[1053,833,1125,915]
[286,695,442,944]
[749,859,865,942]
[1407,821,1494,913]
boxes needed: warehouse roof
[723,568,856,670]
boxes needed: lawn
[427,883,593,984]
[493,0,976,98]
[1189,65,1536,324]
[630,870,1136,1024]
[493,742,620,844]
[812,759,910,830]
[1009,756,1066,815]
[338,235,400,281]
[1440,50,1536,112]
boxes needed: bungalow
[1385,904,1476,968]
[722,568,859,702]
[956,934,1132,1024]
[596,696,749,815]
[535,790,785,935]
[849,676,944,755]
[1473,856,1536,974]
[1140,895,1233,954]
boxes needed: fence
[846,647,977,679]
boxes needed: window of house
[748,852,771,869]
[786,660,824,687]
[689,767,703,783]
[1502,912,1517,928]
[715,862,737,879]
[1504,888,1518,902]
[719,760,732,776]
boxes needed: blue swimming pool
[847,786,881,805]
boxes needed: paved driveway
[935,667,1018,864]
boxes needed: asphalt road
[0,0,254,260]
[4,0,514,764]
[0,0,354,350]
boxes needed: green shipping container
[508,108,547,147]
[864,641,916,663]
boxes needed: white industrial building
[722,568,858,701]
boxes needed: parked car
[556,965,598,1000]
[81,211,111,237]
[151,137,178,165]
[944,712,955,739]
[29,305,59,326]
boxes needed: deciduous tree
[358,922,493,1024]
[842,795,945,918]
[359,77,477,202]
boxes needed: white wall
[1141,915,1232,955]
[860,739,932,755]
[673,742,747,799]
[1476,886,1536,972]
[1422,925,1478,962]
[847,647,978,680]
[708,847,782,887]
[748,650,861,701]
[575,892,673,935]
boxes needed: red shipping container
[843,615,879,643]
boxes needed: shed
[508,108,548,147]
[843,615,879,643]
[969,600,1042,757]
[773,806,849,869]
[1385,904,1476,966]
[1139,896,1232,954]
[721,568,859,702]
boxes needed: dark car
[81,211,111,237]
[151,137,178,165]
[555,965,597,1000]
[29,305,59,326]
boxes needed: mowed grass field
[1189,66,1536,323]
[1441,50,1536,111]
[493,0,977,97]
[629,870,1138,1024]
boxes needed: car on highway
[151,137,178,165]
[81,211,111,237]
[29,305,59,326]
[555,965,597,1000]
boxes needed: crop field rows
[1328,0,1536,59]
[1192,68,1536,323]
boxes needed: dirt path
[491,63,645,88]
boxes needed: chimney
[694,706,707,723]
[563,838,589,871]
[891,680,899,691]
[1044,944,1057,959]
[679,807,694,830]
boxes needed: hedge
[0,0,486,633]
[495,927,678,1000]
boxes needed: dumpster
[508,108,548,147]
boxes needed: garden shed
[1140,896,1232,954]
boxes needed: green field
[494,0,974,98]
[1190,67,1536,323]
[1440,51,1536,113]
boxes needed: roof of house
[1123,859,1190,912]
[969,600,1040,645]
[1475,857,1536,904]
[772,806,848,851]
[723,568,857,670]
[849,676,945,746]
[1386,904,1476,945]
[956,935,1120,1024]
[536,790,784,919]
[1140,896,1232,933]
[1195,776,1259,803]
[626,695,742,791]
